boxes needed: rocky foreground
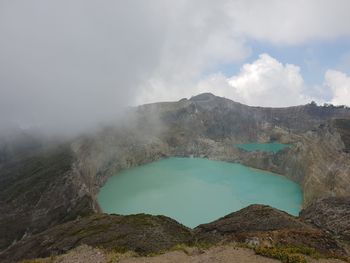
[1,204,349,262]
[16,244,347,263]
[0,93,350,262]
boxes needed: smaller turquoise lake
[235,142,289,153]
[97,158,302,228]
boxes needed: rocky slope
[13,244,349,263]
[0,144,94,250]
[300,197,350,242]
[0,213,193,262]
[0,93,349,261]
[195,205,347,257]
[239,122,350,206]
[0,205,348,263]
[70,93,350,207]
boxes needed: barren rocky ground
[21,244,348,263]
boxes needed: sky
[1,0,350,135]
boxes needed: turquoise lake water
[97,157,302,228]
[235,142,289,153]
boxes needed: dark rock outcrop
[195,205,312,235]
[195,205,346,257]
[0,213,193,263]
[300,197,350,241]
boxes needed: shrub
[254,246,307,263]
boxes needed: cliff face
[300,197,350,241]
[0,145,94,250]
[71,93,350,207]
[240,123,350,206]
[0,93,350,255]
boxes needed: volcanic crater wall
[1,93,350,252]
[72,94,350,211]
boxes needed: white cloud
[325,70,350,106]
[1,1,350,134]
[140,53,350,108]
[196,54,309,107]
[228,0,350,44]
[140,53,312,107]
[195,56,350,108]
[227,54,308,106]
[135,0,350,106]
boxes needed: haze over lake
[235,142,290,153]
[98,158,302,228]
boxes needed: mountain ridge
[0,93,350,261]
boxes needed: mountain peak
[189,93,217,102]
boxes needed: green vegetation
[254,246,309,263]
[18,255,56,263]
[0,144,76,250]
[102,246,136,263]
[121,213,159,226]
[253,245,332,263]
[170,242,212,254]
[19,260,45,263]
[0,145,73,203]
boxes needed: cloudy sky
[1,0,350,134]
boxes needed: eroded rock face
[71,94,350,209]
[239,123,350,206]
[300,197,350,241]
[333,119,350,153]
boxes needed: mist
[0,0,168,136]
[1,0,350,136]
